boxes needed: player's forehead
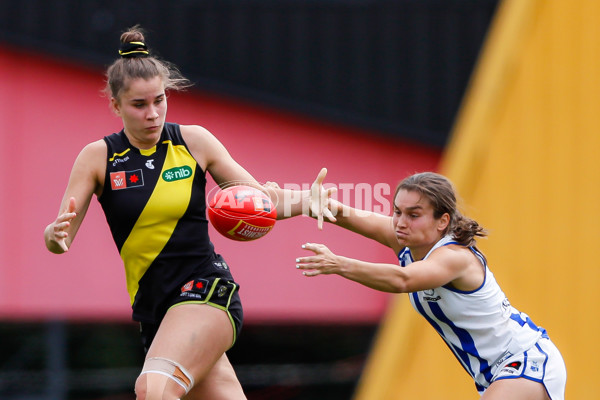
[122,76,165,100]
[393,189,432,211]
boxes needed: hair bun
[119,41,149,58]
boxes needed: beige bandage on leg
[140,357,195,396]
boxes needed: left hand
[296,242,341,277]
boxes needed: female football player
[44,25,334,400]
[296,172,566,399]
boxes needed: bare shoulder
[430,244,485,290]
[428,244,475,270]
[180,124,214,144]
[70,139,107,194]
[77,139,107,163]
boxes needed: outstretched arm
[44,140,105,254]
[262,167,336,227]
[325,197,401,251]
[182,125,335,227]
[296,242,475,293]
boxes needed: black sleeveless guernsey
[99,123,238,324]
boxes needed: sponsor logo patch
[212,260,229,270]
[110,169,144,190]
[180,278,210,299]
[500,361,523,375]
[423,289,442,302]
[163,166,193,182]
[181,280,194,293]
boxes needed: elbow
[387,270,413,293]
[387,278,409,293]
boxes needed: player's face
[392,189,448,258]
[112,75,167,149]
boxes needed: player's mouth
[396,231,409,239]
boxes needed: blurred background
[1,0,597,399]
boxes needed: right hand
[46,197,77,252]
[310,168,337,230]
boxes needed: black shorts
[139,276,243,354]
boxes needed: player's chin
[395,233,408,243]
[395,236,411,247]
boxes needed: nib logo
[110,169,144,190]
[163,166,193,182]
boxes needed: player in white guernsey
[296,172,566,399]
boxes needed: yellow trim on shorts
[168,278,239,348]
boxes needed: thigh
[147,303,235,381]
[482,378,549,400]
[487,338,566,400]
[185,354,246,400]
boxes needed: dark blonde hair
[395,172,487,246]
[104,25,191,100]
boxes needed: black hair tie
[119,41,149,58]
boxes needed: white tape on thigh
[140,357,195,394]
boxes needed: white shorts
[489,337,566,400]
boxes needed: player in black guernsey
[44,26,335,399]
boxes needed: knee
[135,357,193,400]
[134,374,148,400]
[135,374,186,400]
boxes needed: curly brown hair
[395,172,487,246]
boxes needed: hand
[263,181,281,190]
[296,242,341,277]
[310,168,337,230]
[47,197,77,252]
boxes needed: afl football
[208,185,277,241]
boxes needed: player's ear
[110,97,121,116]
[437,212,450,232]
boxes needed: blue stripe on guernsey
[428,302,495,384]
[510,313,549,339]
[410,292,477,378]
[398,247,413,266]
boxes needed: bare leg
[482,378,550,400]
[185,354,246,399]
[135,304,241,399]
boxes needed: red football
[208,185,277,241]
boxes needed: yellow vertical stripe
[120,141,196,305]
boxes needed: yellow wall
[355,0,600,398]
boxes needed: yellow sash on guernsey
[120,140,196,305]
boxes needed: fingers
[317,214,324,230]
[51,197,77,252]
[58,197,77,223]
[57,238,70,252]
[310,181,324,230]
[296,243,327,277]
[313,167,328,186]
[323,191,336,223]
[264,181,281,189]
[301,242,324,253]
[308,168,336,228]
